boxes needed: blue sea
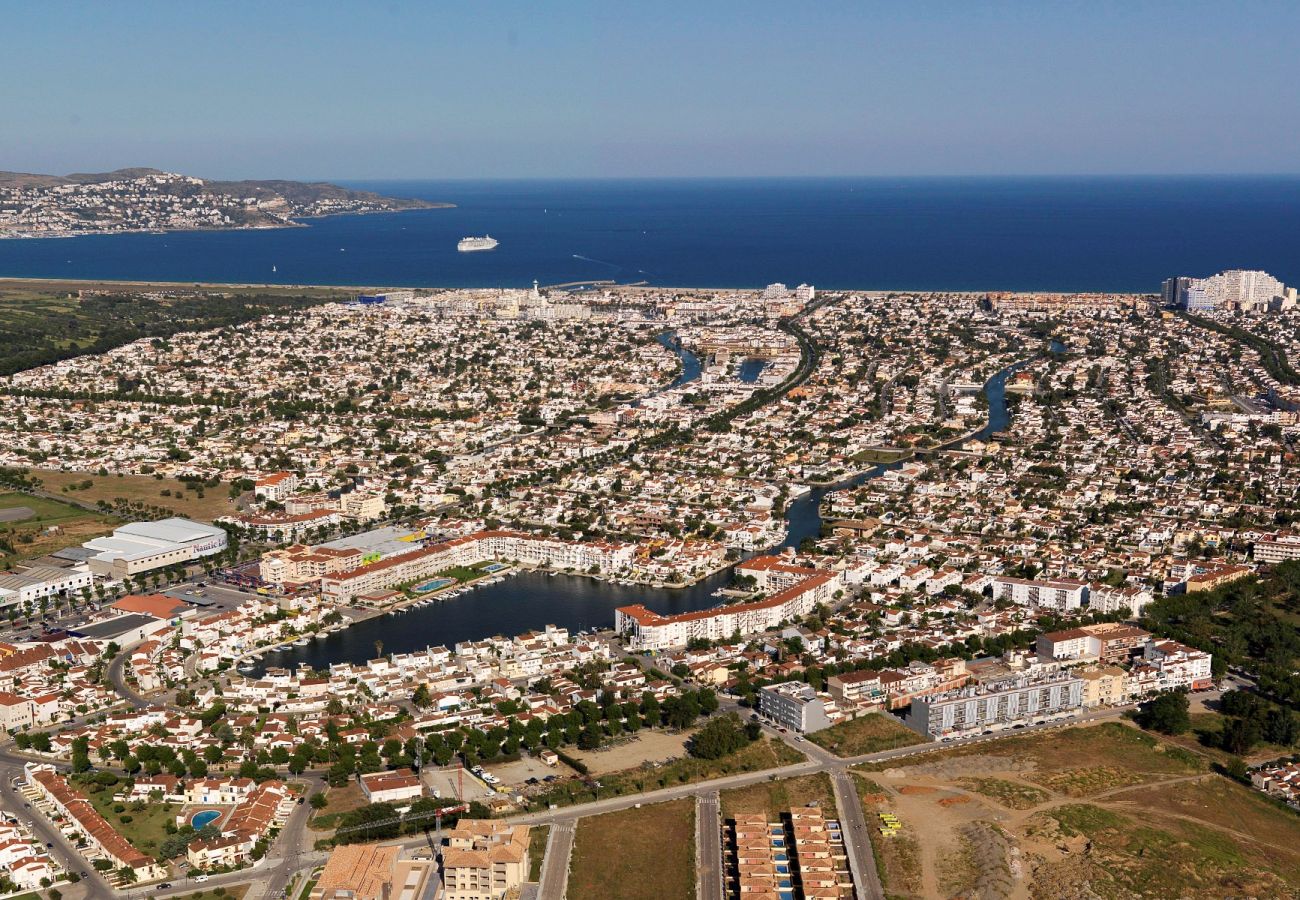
[1,177,1297,291]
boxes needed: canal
[252,347,1026,672]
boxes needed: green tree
[1135,690,1190,735]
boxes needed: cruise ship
[457,235,499,252]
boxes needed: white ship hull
[458,235,498,252]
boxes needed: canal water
[251,346,1025,672]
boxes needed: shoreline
[0,203,455,242]
[0,273,1159,297]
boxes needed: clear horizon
[4,1,1299,180]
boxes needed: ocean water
[0,177,1297,291]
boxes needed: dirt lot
[569,728,693,775]
[423,766,491,802]
[484,754,555,787]
[850,721,1300,899]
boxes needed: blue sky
[3,1,1298,179]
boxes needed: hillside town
[0,169,435,238]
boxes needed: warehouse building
[82,517,227,579]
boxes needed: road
[537,819,575,900]
[696,792,723,900]
[831,769,884,900]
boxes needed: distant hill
[0,168,449,237]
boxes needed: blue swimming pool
[413,577,455,593]
[191,810,221,829]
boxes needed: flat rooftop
[70,613,158,640]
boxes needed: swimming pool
[191,809,221,830]
[413,577,455,593]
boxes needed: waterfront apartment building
[907,671,1085,740]
[1163,269,1289,313]
[991,576,1088,612]
[615,563,841,651]
[759,681,834,733]
[317,529,635,602]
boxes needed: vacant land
[568,799,695,900]
[569,727,693,774]
[528,736,802,811]
[0,490,117,567]
[845,721,1300,899]
[807,713,925,757]
[719,771,836,820]
[308,782,367,832]
[31,469,238,521]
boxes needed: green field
[0,490,117,567]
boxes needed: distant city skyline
[3,1,1300,180]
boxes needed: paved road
[696,792,723,900]
[537,819,575,900]
[831,769,884,900]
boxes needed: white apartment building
[1088,584,1154,616]
[992,576,1088,612]
[1254,533,1300,564]
[908,671,1085,740]
[1127,640,1214,695]
[615,568,840,651]
[254,471,299,502]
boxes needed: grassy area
[807,713,926,757]
[32,469,238,522]
[527,824,550,882]
[307,782,366,832]
[72,774,178,860]
[857,722,1205,797]
[0,489,118,567]
[568,799,695,900]
[719,771,836,819]
[1035,792,1300,898]
[527,736,802,811]
[956,777,1049,810]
